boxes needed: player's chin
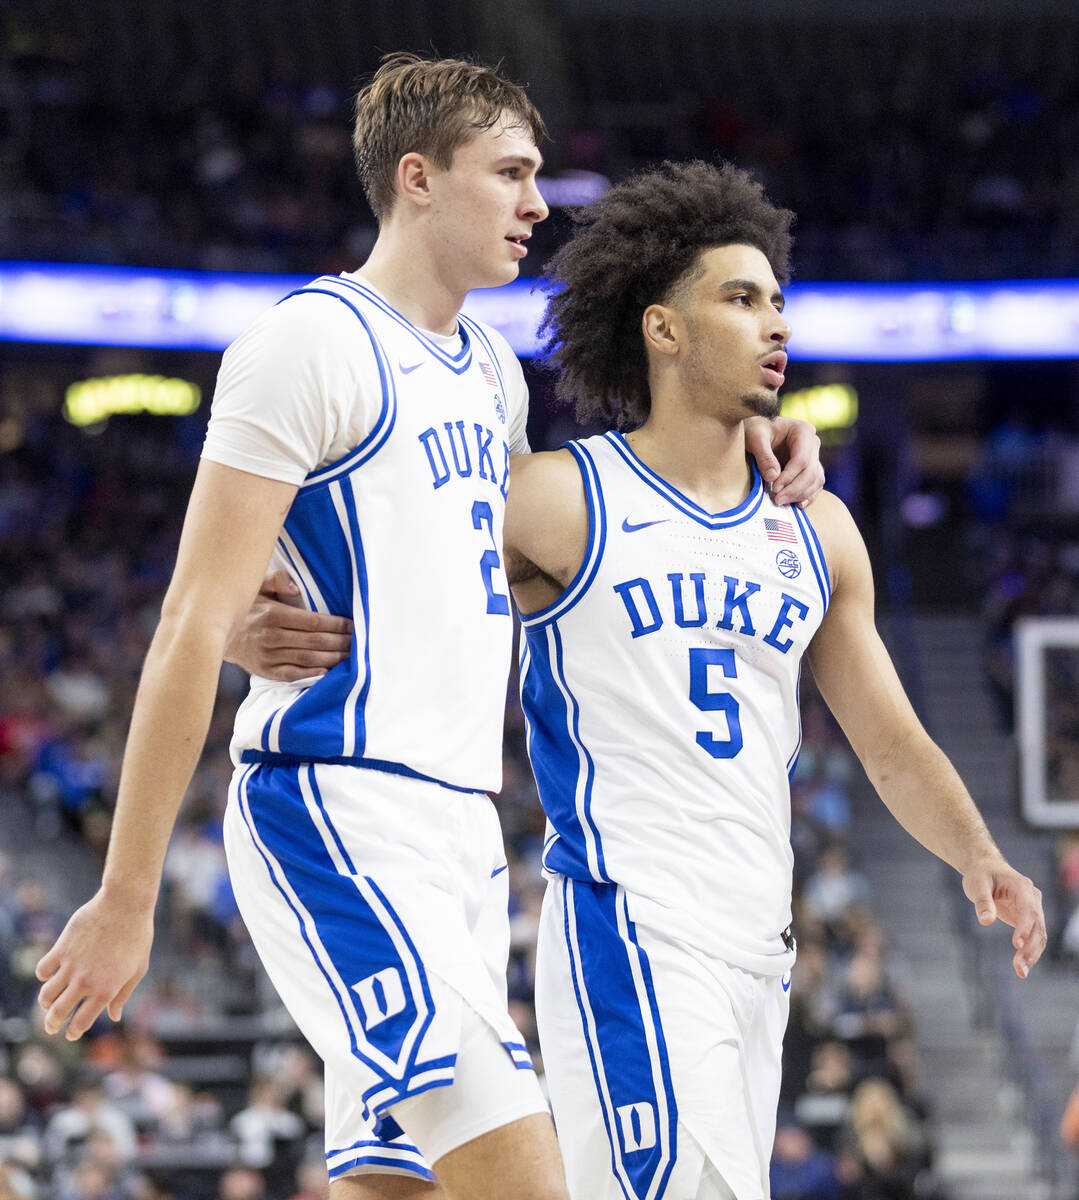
[743,389,782,420]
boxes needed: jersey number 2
[689,647,743,758]
[472,500,510,616]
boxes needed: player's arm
[504,450,589,614]
[806,492,1046,979]
[35,461,298,1039]
[744,415,824,507]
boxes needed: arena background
[2,2,1079,1198]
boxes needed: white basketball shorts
[223,762,547,1183]
[535,876,791,1200]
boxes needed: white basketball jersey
[229,275,518,793]
[520,432,830,974]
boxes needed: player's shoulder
[796,490,866,588]
[509,447,587,527]
[237,281,370,347]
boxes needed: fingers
[1007,884,1047,980]
[772,461,826,508]
[743,417,783,487]
[260,569,300,598]
[259,601,352,636]
[261,628,352,654]
[39,973,107,1040]
[108,977,141,1023]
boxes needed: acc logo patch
[776,548,802,579]
[493,393,506,424]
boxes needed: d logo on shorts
[352,968,407,1030]
[617,1102,658,1153]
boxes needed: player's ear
[642,304,680,358]
[397,153,434,209]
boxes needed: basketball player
[502,161,1047,1200]
[33,58,822,1200]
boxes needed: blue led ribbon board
[0,261,1075,361]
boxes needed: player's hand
[35,892,154,1040]
[744,416,825,508]
[962,861,1047,979]
[225,569,352,681]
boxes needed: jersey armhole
[519,441,607,628]
[792,504,832,612]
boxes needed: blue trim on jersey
[332,275,474,373]
[339,480,372,758]
[519,440,608,629]
[236,765,445,1116]
[256,483,366,758]
[325,1135,431,1182]
[606,431,765,529]
[459,313,507,393]
[237,750,485,794]
[274,286,399,492]
[521,623,608,882]
[363,1056,457,1114]
[563,879,677,1200]
[792,504,832,609]
[275,536,320,613]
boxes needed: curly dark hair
[539,160,794,429]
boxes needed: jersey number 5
[472,500,510,616]
[689,647,743,758]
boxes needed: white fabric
[521,432,828,974]
[206,272,528,792]
[535,880,789,1200]
[389,1004,548,1168]
[222,762,534,1178]
[202,272,530,485]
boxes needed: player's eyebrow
[721,278,786,310]
[498,154,544,172]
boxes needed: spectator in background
[0,1078,41,1181]
[831,951,910,1076]
[42,1081,136,1170]
[228,1078,305,1196]
[285,1157,328,1200]
[838,1077,936,1200]
[770,1117,847,1199]
[796,1041,859,1153]
[803,844,873,939]
[213,1167,265,1200]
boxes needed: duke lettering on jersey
[613,571,809,654]
[519,431,830,973]
[418,422,511,498]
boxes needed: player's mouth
[760,351,787,388]
[506,233,530,258]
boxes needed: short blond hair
[353,53,547,223]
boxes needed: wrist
[100,873,159,914]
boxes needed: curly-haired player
[504,160,1045,1199]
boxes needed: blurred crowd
[1,3,1077,281]
[0,405,944,1199]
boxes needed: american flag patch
[480,362,499,387]
[764,517,797,543]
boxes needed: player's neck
[624,413,752,514]
[358,232,465,336]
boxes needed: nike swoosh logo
[781,973,792,993]
[399,361,423,375]
[621,517,669,533]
